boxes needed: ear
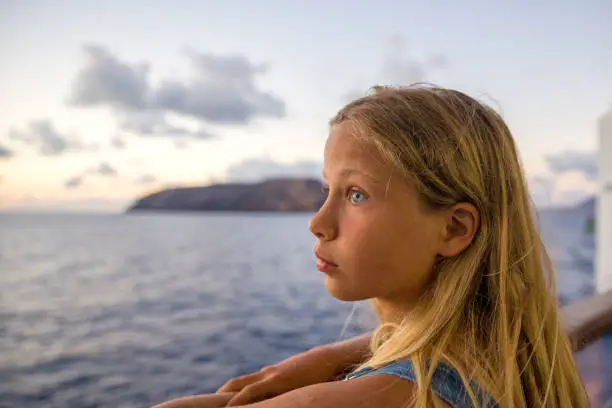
[437,202,480,258]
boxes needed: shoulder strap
[345,360,497,408]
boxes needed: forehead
[323,122,390,177]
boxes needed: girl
[156,85,588,407]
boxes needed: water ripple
[0,212,609,407]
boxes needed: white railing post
[596,106,612,293]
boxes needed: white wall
[596,106,612,293]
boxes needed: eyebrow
[322,168,383,184]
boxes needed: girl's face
[309,122,445,314]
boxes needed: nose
[308,202,338,241]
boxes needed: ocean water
[0,212,610,407]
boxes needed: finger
[225,383,276,407]
[216,372,261,393]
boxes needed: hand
[153,392,235,408]
[216,346,343,406]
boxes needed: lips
[314,249,338,272]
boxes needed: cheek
[344,213,388,258]
[345,213,438,292]
[390,216,440,283]
[341,215,403,285]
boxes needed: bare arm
[156,291,612,408]
[160,375,451,408]
[217,332,372,405]
[153,392,236,408]
[156,375,421,408]
[316,332,373,379]
[233,372,444,408]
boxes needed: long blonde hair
[332,85,588,407]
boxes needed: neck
[375,296,415,325]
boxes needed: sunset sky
[1,1,610,212]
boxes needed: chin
[324,276,368,302]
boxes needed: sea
[0,210,610,407]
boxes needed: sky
[0,0,611,212]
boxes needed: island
[126,178,327,213]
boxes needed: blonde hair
[332,85,588,407]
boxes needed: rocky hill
[127,178,326,213]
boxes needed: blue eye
[349,190,367,205]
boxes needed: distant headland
[126,178,327,213]
[126,177,597,218]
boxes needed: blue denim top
[344,360,498,408]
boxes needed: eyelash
[321,185,368,204]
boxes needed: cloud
[226,157,322,183]
[120,112,214,140]
[91,162,117,177]
[544,150,597,181]
[150,50,285,125]
[529,150,599,208]
[111,137,125,149]
[64,176,84,189]
[135,174,157,185]
[173,139,189,149]
[68,44,285,139]
[69,45,149,110]
[9,119,85,156]
[528,176,556,208]
[63,161,117,189]
[553,189,593,207]
[0,144,13,159]
[380,35,447,85]
[344,35,447,102]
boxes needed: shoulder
[242,374,450,408]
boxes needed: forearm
[154,392,236,408]
[211,332,375,407]
[314,332,373,378]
